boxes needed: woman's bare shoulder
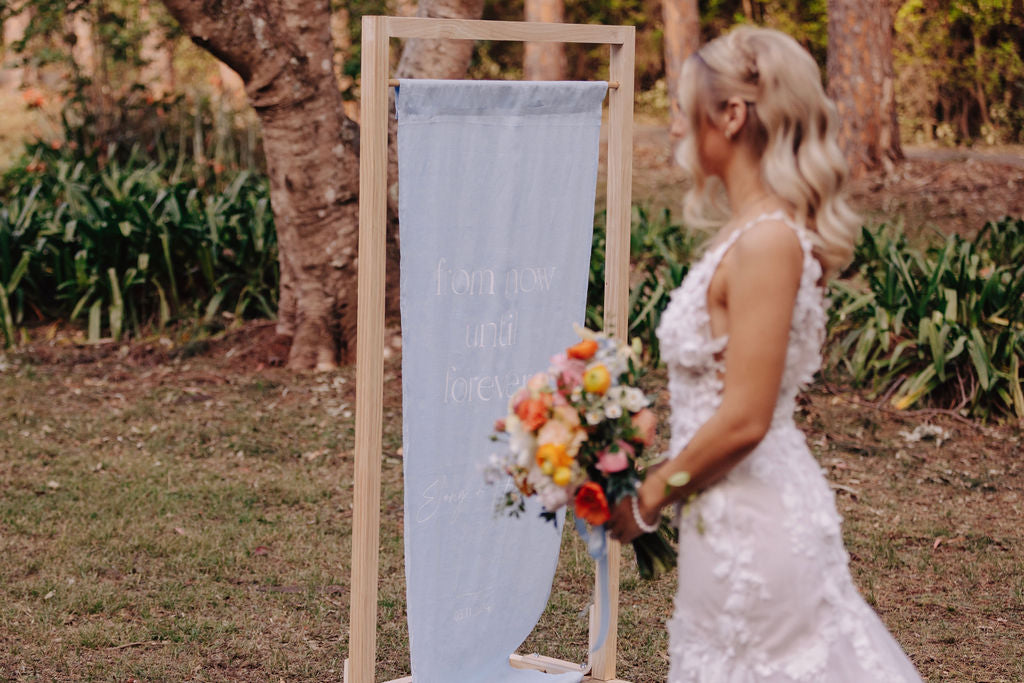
[724,217,804,281]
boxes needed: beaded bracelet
[630,495,659,534]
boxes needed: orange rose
[567,339,599,360]
[574,481,610,526]
[515,397,549,432]
[629,408,657,446]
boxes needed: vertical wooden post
[590,28,635,683]
[349,14,390,683]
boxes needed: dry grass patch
[0,332,1020,681]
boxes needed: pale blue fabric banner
[397,79,606,683]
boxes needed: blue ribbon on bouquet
[573,516,611,656]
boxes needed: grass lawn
[0,328,1021,681]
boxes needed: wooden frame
[349,16,634,683]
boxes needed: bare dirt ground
[626,120,1024,237]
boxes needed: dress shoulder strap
[723,209,809,249]
[704,209,818,282]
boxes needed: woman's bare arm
[608,219,804,542]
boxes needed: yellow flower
[536,442,571,468]
[582,364,611,395]
[552,466,572,487]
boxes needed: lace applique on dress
[656,212,923,682]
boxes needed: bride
[606,26,924,682]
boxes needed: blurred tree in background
[524,0,568,80]
[662,0,699,134]
[895,0,1024,145]
[0,0,1022,362]
[828,0,903,177]
[3,1,1022,159]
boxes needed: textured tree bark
[390,0,486,178]
[138,0,174,98]
[826,0,903,177]
[662,0,699,138]
[524,0,566,81]
[160,0,360,370]
[394,0,484,80]
[0,12,31,91]
[385,0,485,321]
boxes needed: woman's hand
[607,475,664,544]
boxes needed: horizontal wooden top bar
[387,78,620,89]
[380,16,633,44]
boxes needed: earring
[725,129,733,140]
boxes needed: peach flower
[630,408,657,446]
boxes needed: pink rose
[596,440,634,474]
[550,354,587,390]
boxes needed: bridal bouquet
[485,326,676,579]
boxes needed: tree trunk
[826,0,903,177]
[138,0,175,99]
[661,0,699,138]
[1,12,31,92]
[393,0,485,81]
[741,0,755,22]
[972,31,991,133]
[385,0,485,321]
[160,0,360,370]
[215,60,246,106]
[68,12,96,81]
[524,0,566,81]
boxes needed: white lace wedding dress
[656,212,923,682]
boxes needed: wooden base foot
[344,654,632,682]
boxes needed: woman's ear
[722,96,748,140]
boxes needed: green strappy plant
[588,206,703,366]
[827,218,1024,421]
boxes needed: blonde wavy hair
[675,26,860,276]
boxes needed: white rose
[509,426,537,468]
[537,485,569,512]
[482,453,508,484]
[605,386,625,402]
[624,387,649,412]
